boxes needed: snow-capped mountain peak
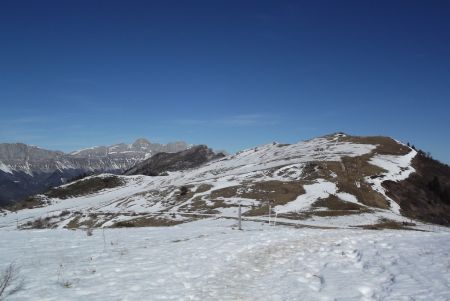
[0,139,190,205]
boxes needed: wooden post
[238,204,242,230]
[268,200,275,226]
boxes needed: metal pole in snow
[238,204,242,230]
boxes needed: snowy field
[1,219,449,301]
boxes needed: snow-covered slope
[1,219,449,300]
[1,134,449,301]
[2,133,443,230]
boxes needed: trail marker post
[238,204,242,230]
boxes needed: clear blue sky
[0,0,449,163]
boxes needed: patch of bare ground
[175,185,195,202]
[276,212,313,220]
[65,213,104,229]
[315,135,413,210]
[22,216,57,229]
[277,209,363,219]
[131,188,174,200]
[45,176,125,199]
[195,184,213,193]
[178,196,233,214]
[321,156,390,209]
[54,212,120,229]
[337,135,410,156]
[300,162,332,181]
[9,195,49,211]
[356,218,417,230]
[112,216,186,227]
[207,180,305,216]
[267,195,373,220]
[311,210,361,217]
[312,195,373,212]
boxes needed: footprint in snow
[358,285,375,300]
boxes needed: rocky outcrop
[124,145,225,176]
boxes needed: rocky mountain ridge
[0,139,189,206]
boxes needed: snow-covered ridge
[0,138,189,175]
[0,134,427,230]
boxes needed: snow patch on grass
[274,179,336,213]
[366,149,417,214]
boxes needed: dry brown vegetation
[9,196,47,211]
[357,218,416,230]
[211,181,305,203]
[45,176,125,199]
[383,153,450,225]
[337,135,410,156]
[178,196,234,214]
[325,157,391,209]
[66,214,99,229]
[312,195,372,212]
[207,180,306,216]
[195,184,213,193]
[113,216,185,227]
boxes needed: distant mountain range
[0,139,189,206]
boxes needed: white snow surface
[366,149,417,214]
[1,219,449,300]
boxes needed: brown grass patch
[357,218,416,230]
[338,136,410,156]
[45,176,124,199]
[324,157,391,209]
[195,184,213,193]
[179,196,237,214]
[10,196,47,211]
[113,216,185,227]
[312,195,371,211]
